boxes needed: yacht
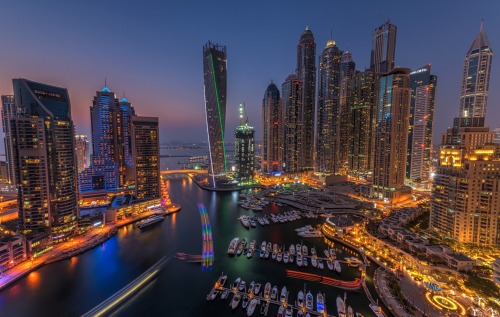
[336,296,346,317]
[334,260,341,273]
[327,259,334,270]
[311,255,318,268]
[280,286,287,303]
[289,244,296,255]
[254,283,261,296]
[249,281,255,295]
[303,256,308,267]
[216,274,227,287]
[273,244,278,254]
[329,248,336,258]
[285,305,293,317]
[305,291,313,310]
[277,251,283,262]
[369,304,385,317]
[296,253,303,266]
[221,289,229,300]
[239,280,246,292]
[207,288,219,301]
[247,298,259,316]
[295,244,302,254]
[323,249,330,258]
[231,293,242,309]
[267,242,272,252]
[250,218,257,227]
[271,286,278,300]
[240,216,250,228]
[302,245,308,256]
[260,249,265,258]
[297,290,304,308]
[316,292,325,312]
[247,248,253,259]
[263,217,270,225]
[264,283,271,298]
[283,251,289,263]
[136,215,164,229]
[277,305,285,317]
[227,237,240,255]
[261,241,267,251]
[257,217,265,226]
[249,240,256,250]
[311,246,316,255]
[318,259,324,270]
[242,294,249,309]
[298,229,323,238]
[348,306,354,317]
[232,277,241,290]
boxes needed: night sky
[0,0,499,148]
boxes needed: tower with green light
[203,41,227,187]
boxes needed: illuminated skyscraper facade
[203,41,227,187]
[11,79,78,240]
[406,65,437,186]
[372,68,411,202]
[75,134,90,173]
[316,39,342,174]
[262,83,283,173]
[339,51,356,171]
[1,95,18,184]
[282,75,302,173]
[131,116,160,201]
[370,20,397,74]
[296,27,316,171]
[235,123,255,183]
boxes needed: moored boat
[285,305,293,317]
[136,215,164,229]
[264,283,271,298]
[231,293,242,309]
[247,298,259,316]
[305,291,313,310]
[297,290,304,308]
[254,283,261,296]
[271,286,278,300]
[280,286,287,303]
[232,277,241,290]
[337,295,346,317]
[316,292,325,312]
[311,255,318,268]
[242,294,249,309]
[318,259,324,270]
[334,260,341,273]
[227,237,240,255]
[327,259,334,270]
[239,280,246,292]
[277,305,285,317]
[348,306,354,317]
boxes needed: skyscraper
[372,68,412,202]
[348,70,377,179]
[431,22,499,246]
[131,116,160,201]
[316,39,342,174]
[282,74,302,173]
[296,27,316,171]
[1,95,17,185]
[75,134,90,173]
[78,87,128,191]
[11,79,78,240]
[339,51,357,171]
[406,65,437,187]
[458,20,493,126]
[370,20,397,74]
[262,84,283,173]
[235,103,255,183]
[119,97,136,168]
[203,41,227,187]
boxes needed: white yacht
[271,285,278,300]
[327,259,334,270]
[337,296,346,317]
[280,286,287,303]
[297,290,304,308]
[240,216,250,228]
[136,215,164,229]
[318,259,324,270]
[254,283,261,296]
[227,237,240,255]
[311,255,318,268]
[334,260,341,273]
[283,251,289,263]
[264,283,271,298]
[247,298,258,316]
[296,253,303,266]
[231,293,242,309]
[285,305,293,317]
[316,292,325,312]
[305,291,313,310]
[289,244,296,255]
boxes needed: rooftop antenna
[104,77,107,88]
[480,18,484,31]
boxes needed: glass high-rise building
[316,39,342,174]
[1,95,18,185]
[203,41,227,187]
[234,116,255,183]
[11,79,78,240]
[339,51,357,171]
[78,87,130,191]
[296,27,316,171]
[406,65,437,186]
[370,20,397,74]
[282,74,302,173]
[131,116,160,201]
[372,68,412,202]
[75,134,90,173]
[119,97,136,168]
[262,83,283,173]
[458,20,493,127]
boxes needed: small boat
[290,244,296,255]
[296,244,302,254]
[369,304,385,317]
[242,294,249,309]
[247,298,259,316]
[247,248,253,258]
[277,251,283,262]
[272,251,277,260]
[329,248,335,258]
[311,255,318,268]
[260,249,265,258]
[271,286,278,300]
[273,244,278,253]
[316,292,325,312]
[221,289,229,300]
[261,241,267,251]
[254,283,261,296]
[240,216,250,228]
[318,259,324,270]
[277,305,285,317]
[250,218,257,227]
[206,288,219,301]
[337,296,346,317]
[239,280,246,292]
[280,286,287,302]
[249,281,255,294]
[305,291,313,310]
[296,253,303,266]
[283,251,289,263]
[303,256,308,267]
[232,277,241,290]
[249,240,256,250]
[311,246,316,255]
[267,242,272,251]
[257,217,265,226]
[265,250,270,259]
[297,290,304,308]
[348,306,354,317]
[264,283,271,298]
[327,259,334,270]
[227,237,240,254]
[136,215,164,229]
[334,260,341,273]
[217,274,227,287]
[231,293,242,309]
[263,217,270,225]
[285,305,293,317]
[302,245,308,255]
[289,254,294,263]
[324,249,330,258]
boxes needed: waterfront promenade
[0,210,156,292]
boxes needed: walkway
[374,268,413,317]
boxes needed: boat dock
[208,284,335,317]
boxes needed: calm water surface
[0,153,384,317]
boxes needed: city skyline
[0,1,499,148]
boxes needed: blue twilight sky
[0,0,499,147]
